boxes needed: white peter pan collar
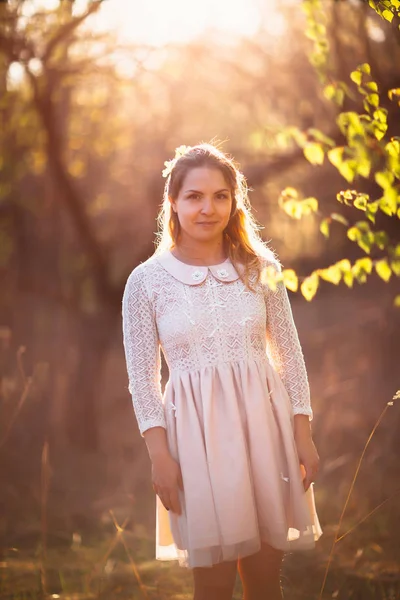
[156,249,243,285]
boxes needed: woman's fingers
[302,460,319,491]
[152,460,184,513]
[153,484,182,514]
[169,488,182,515]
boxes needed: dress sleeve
[262,261,313,421]
[121,267,167,437]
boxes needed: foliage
[273,1,400,302]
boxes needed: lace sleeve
[262,261,313,421]
[121,266,167,437]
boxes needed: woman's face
[170,166,233,246]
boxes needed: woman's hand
[151,453,184,515]
[295,434,320,492]
[293,415,320,492]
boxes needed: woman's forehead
[181,166,229,191]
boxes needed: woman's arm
[262,260,319,490]
[122,267,182,513]
[122,266,167,438]
[262,260,313,421]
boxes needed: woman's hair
[154,143,280,290]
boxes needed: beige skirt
[155,357,323,568]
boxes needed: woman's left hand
[295,433,320,492]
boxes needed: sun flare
[80,0,287,46]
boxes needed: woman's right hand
[151,453,184,515]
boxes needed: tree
[265,0,400,303]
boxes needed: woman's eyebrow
[184,188,230,194]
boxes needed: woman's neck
[171,239,228,266]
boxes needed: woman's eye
[216,193,229,200]
[187,194,200,200]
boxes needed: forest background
[1,0,400,598]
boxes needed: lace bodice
[121,251,313,436]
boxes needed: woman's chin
[185,228,225,242]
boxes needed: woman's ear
[169,196,177,213]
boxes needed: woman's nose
[201,198,215,214]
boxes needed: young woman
[122,143,323,600]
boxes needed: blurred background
[0,0,399,598]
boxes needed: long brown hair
[154,143,280,290]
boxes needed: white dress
[121,249,323,569]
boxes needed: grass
[1,359,400,599]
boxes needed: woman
[122,143,323,600]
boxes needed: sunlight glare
[7,62,25,90]
[85,0,285,46]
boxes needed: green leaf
[347,226,360,241]
[335,88,345,107]
[352,257,373,283]
[287,127,308,147]
[354,195,368,210]
[336,260,353,285]
[358,232,374,254]
[388,88,400,101]
[304,143,325,165]
[337,111,363,136]
[307,128,336,147]
[323,84,336,101]
[375,259,392,281]
[365,200,379,224]
[365,82,379,92]
[281,187,298,199]
[300,272,319,301]
[385,139,400,158]
[379,188,397,216]
[375,171,394,189]
[366,93,380,108]
[363,98,372,114]
[338,161,356,183]
[354,220,372,233]
[283,269,298,292]
[356,257,373,273]
[350,70,362,86]
[357,157,372,179]
[331,212,349,226]
[367,200,379,214]
[382,9,394,22]
[336,259,352,272]
[318,265,342,285]
[391,260,400,276]
[303,197,319,213]
[280,200,303,219]
[279,190,319,220]
[343,270,354,287]
[359,63,371,74]
[337,190,355,205]
[320,218,330,238]
[373,107,388,123]
[372,121,388,141]
[328,147,344,168]
[374,231,389,249]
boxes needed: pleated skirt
[155,357,323,568]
